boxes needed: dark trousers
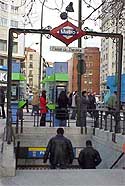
[71,107,76,119]
[40,113,46,126]
[0,104,5,118]
[31,105,39,115]
[26,99,29,113]
[81,111,87,127]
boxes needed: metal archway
[6,27,123,143]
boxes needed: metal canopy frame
[6,28,123,143]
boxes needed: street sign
[28,147,46,158]
[77,59,86,75]
[50,21,86,46]
[50,46,83,53]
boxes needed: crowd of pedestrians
[21,89,98,127]
[0,84,118,128]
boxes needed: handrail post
[16,111,19,134]
[6,110,12,144]
[100,111,103,129]
[122,111,125,135]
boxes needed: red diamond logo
[50,21,86,46]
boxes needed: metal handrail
[12,107,125,135]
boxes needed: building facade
[100,1,125,94]
[0,0,25,85]
[21,47,41,91]
[68,47,100,94]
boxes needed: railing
[14,107,125,136]
[110,152,124,169]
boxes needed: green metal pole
[117,35,123,111]
[39,0,46,92]
[115,35,123,133]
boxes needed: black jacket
[43,134,74,167]
[78,146,102,169]
[0,91,5,105]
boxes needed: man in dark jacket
[0,87,6,119]
[78,140,102,169]
[43,128,74,169]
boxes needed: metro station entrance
[6,24,123,144]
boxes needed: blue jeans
[31,105,39,115]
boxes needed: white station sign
[0,72,7,82]
[50,46,83,53]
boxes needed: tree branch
[82,0,106,25]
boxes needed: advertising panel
[28,147,46,158]
[12,62,20,73]
[54,62,68,73]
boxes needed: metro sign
[50,21,86,46]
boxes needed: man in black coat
[78,140,102,169]
[43,128,74,169]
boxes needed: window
[29,62,33,68]
[89,70,93,75]
[112,62,115,68]
[123,67,125,73]
[89,81,92,84]
[89,56,93,60]
[13,42,18,53]
[0,2,8,11]
[29,78,33,86]
[10,20,18,28]
[106,53,108,60]
[0,58,4,66]
[29,70,33,77]
[0,40,7,51]
[21,63,25,68]
[29,54,33,60]
[89,62,93,67]
[11,5,18,13]
[0,17,7,26]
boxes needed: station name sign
[50,46,83,53]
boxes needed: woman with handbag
[40,90,48,126]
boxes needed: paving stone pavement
[0,169,125,186]
[0,118,6,138]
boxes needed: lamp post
[39,0,46,92]
[60,1,83,129]
[60,2,74,20]
[77,0,83,129]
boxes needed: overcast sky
[25,0,102,62]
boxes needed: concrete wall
[15,126,125,169]
[0,126,125,176]
[92,128,125,169]
[0,142,16,177]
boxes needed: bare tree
[16,0,125,29]
[81,0,125,33]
